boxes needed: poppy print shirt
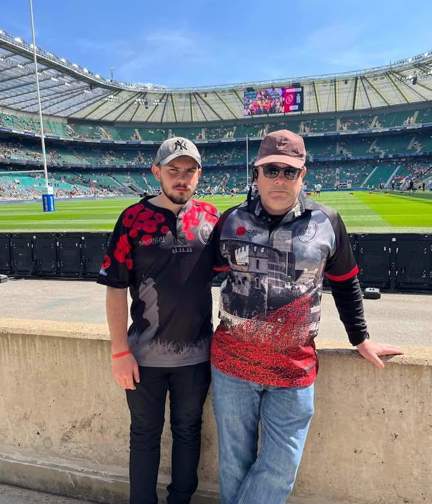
[211,193,368,387]
[98,196,219,367]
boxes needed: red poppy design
[141,209,154,219]
[122,204,144,228]
[196,201,218,224]
[101,255,111,270]
[205,213,218,224]
[113,234,131,263]
[181,201,218,242]
[182,206,200,239]
[199,202,217,214]
[236,226,247,236]
[161,225,170,234]
[125,259,133,270]
[211,295,315,387]
[129,228,139,238]
[154,212,165,223]
[140,220,158,233]
[140,235,153,246]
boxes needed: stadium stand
[2,104,432,142]
[1,28,432,199]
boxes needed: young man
[211,130,402,504]
[98,137,219,504]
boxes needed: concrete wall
[0,319,430,504]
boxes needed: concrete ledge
[0,319,431,504]
[0,453,218,504]
[0,454,358,504]
[0,453,128,504]
[3,318,429,366]
[0,318,109,342]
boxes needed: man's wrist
[350,331,370,346]
[111,349,131,360]
[111,340,129,354]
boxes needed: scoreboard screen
[243,85,303,116]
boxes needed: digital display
[243,86,303,116]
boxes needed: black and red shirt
[97,197,219,367]
[211,193,368,387]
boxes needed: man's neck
[148,193,187,215]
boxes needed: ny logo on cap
[174,139,187,151]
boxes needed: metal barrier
[1,232,110,279]
[0,232,431,292]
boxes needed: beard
[160,178,193,205]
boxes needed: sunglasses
[261,164,303,180]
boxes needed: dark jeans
[126,362,211,504]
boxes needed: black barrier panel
[349,233,359,263]
[58,235,82,277]
[82,233,110,277]
[357,235,392,289]
[33,234,57,276]
[395,235,432,290]
[10,234,34,276]
[0,234,11,274]
[3,231,432,292]
[323,234,359,290]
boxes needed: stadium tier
[1,105,432,142]
[1,130,432,167]
[1,29,432,200]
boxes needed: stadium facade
[0,29,432,198]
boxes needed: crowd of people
[1,156,431,201]
[2,105,431,144]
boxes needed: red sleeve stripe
[325,265,359,282]
[213,265,230,272]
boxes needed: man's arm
[329,276,403,368]
[106,287,139,390]
[324,211,403,368]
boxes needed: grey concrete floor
[0,483,351,504]
[0,484,96,504]
[0,278,431,347]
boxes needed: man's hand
[112,353,140,390]
[356,340,403,369]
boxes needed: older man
[211,129,402,504]
[98,137,219,504]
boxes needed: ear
[301,166,307,179]
[151,164,161,181]
[253,167,259,181]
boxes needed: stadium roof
[1,29,432,123]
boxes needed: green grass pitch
[0,191,431,233]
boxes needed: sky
[0,0,431,88]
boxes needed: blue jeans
[211,366,314,504]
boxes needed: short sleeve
[97,211,133,288]
[324,213,359,282]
